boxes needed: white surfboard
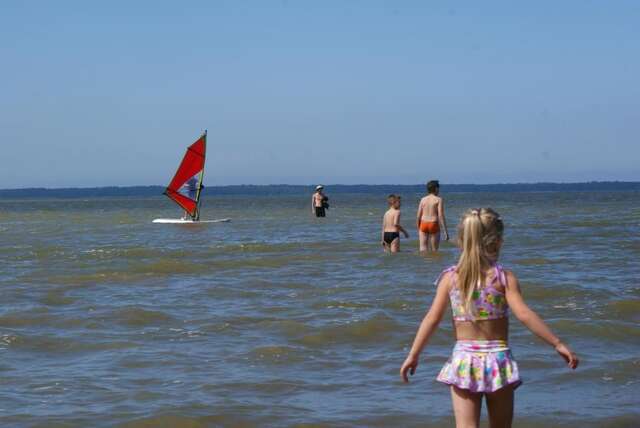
[152,218,231,224]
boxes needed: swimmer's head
[427,180,440,195]
[387,194,397,206]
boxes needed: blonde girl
[400,208,578,428]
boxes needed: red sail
[164,132,206,218]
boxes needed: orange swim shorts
[420,221,440,234]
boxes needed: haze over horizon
[2,1,639,188]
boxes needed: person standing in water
[381,194,409,253]
[311,185,329,218]
[400,208,578,427]
[417,180,449,251]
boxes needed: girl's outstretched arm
[504,271,579,369]
[400,273,451,382]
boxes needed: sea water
[0,189,638,427]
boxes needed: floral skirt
[437,340,522,393]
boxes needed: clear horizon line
[1,180,639,192]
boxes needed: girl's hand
[555,342,579,369]
[400,354,419,383]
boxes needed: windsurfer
[182,176,199,220]
[159,132,206,223]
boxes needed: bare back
[419,194,441,222]
[383,208,400,232]
[444,269,509,341]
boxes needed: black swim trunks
[383,231,400,245]
[315,206,326,217]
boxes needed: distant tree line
[0,182,638,199]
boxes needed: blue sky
[1,1,639,188]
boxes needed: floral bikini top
[435,264,509,321]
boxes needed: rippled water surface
[1,190,639,427]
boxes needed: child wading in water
[417,180,449,252]
[401,208,578,427]
[381,194,409,253]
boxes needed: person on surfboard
[154,132,208,224]
[182,176,199,220]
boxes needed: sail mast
[194,130,207,220]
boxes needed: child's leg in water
[390,237,400,253]
[428,232,441,251]
[450,386,481,428]
[485,385,514,428]
[418,230,428,252]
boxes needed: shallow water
[0,190,638,427]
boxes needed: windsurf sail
[163,131,207,220]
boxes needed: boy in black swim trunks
[381,194,409,253]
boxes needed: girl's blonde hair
[456,208,504,317]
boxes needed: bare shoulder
[503,269,520,289]
[436,268,454,291]
[426,194,440,203]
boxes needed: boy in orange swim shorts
[416,180,449,252]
